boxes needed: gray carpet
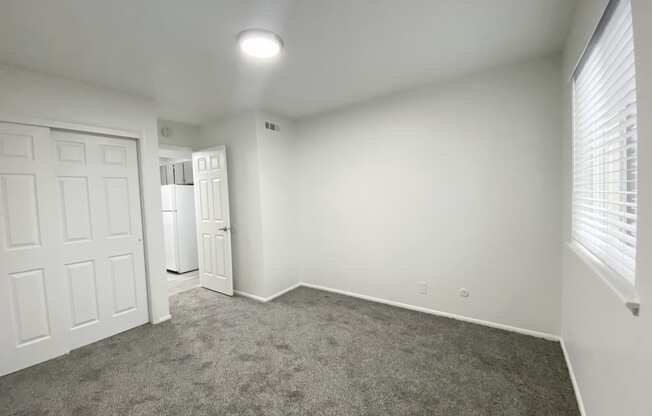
[0,287,579,415]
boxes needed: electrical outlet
[459,288,470,298]
[417,281,427,295]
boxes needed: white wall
[294,56,563,335]
[198,112,299,298]
[255,112,299,296]
[0,64,170,324]
[561,1,652,415]
[157,119,201,149]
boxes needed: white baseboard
[153,314,171,324]
[300,283,560,341]
[234,290,267,302]
[206,281,580,409]
[234,283,302,303]
[267,283,302,301]
[235,281,560,341]
[560,338,586,416]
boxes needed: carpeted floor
[0,287,579,415]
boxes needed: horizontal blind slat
[574,232,635,281]
[573,156,637,170]
[574,203,637,220]
[573,196,636,208]
[574,232,635,271]
[573,224,636,259]
[574,167,637,180]
[574,62,636,127]
[573,210,637,234]
[571,0,638,284]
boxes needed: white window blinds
[572,0,638,284]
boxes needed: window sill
[566,241,640,316]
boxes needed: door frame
[159,144,193,161]
[0,114,167,325]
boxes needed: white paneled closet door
[0,123,69,376]
[52,130,149,350]
[0,123,150,376]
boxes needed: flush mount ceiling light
[237,29,283,59]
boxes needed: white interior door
[192,146,233,295]
[0,123,68,376]
[51,130,149,350]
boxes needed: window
[572,0,638,285]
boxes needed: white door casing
[192,147,233,295]
[52,130,149,350]
[0,123,68,375]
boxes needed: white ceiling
[0,0,576,123]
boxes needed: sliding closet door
[0,122,69,376]
[52,131,149,350]
[0,124,151,376]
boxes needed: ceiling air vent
[264,121,280,132]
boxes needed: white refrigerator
[161,184,199,273]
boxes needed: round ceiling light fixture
[237,29,283,59]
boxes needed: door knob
[219,226,230,232]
